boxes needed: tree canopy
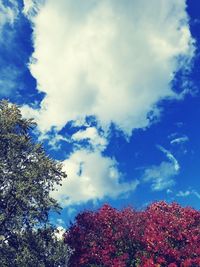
[0,100,69,266]
[65,202,200,267]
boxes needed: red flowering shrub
[64,202,200,267]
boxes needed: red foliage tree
[138,202,200,267]
[65,202,200,267]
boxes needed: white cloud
[177,190,191,197]
[143,146,179,191]
[0,0,18,29]
[143,162,176,191]
[170,135,189,145]
[36,130,71,151]
[166,189,173,194]
[157,145,180,171]
[22,0,194,206]
[51,148,139,206]
[23,0,36,15]
[21,104,41,122]
[193,191,200,199]
[23,0,194,135]
[177,190,200,199]
[22,0,44,18]
[47,134,71,151]
[72,127,107,150]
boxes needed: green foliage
[0,100,69,266]
[1,227,70,267]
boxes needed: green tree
[1,227,71,267]
[0,100,69,266]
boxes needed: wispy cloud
[0,0,18,29]
[177,190,200,199]
[170,136,189,145]
[157,145,180,171]
[177,190,191,197]
[143,146,180,191]
[22,0,44,18]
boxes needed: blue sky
[0,0,200,227]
